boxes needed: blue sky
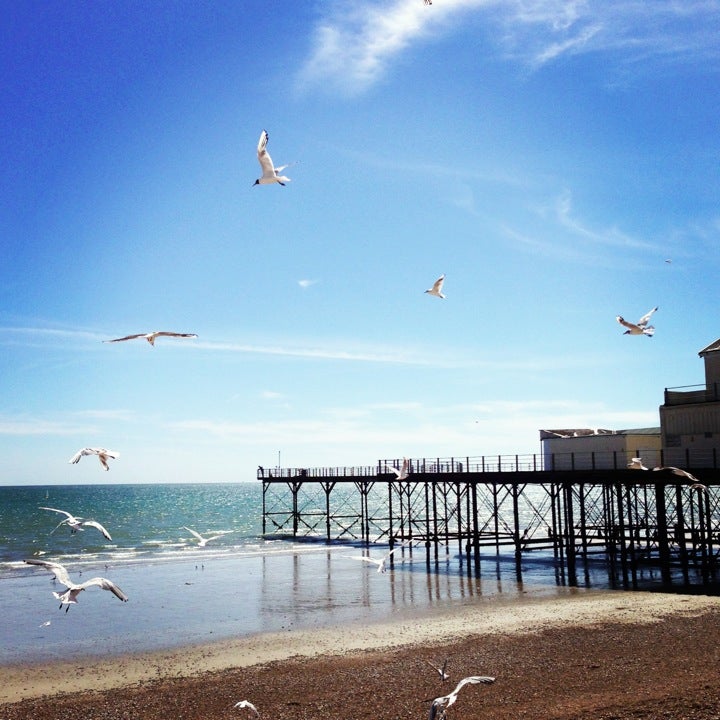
[1,0,718,485]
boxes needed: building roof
[539,427,660,440]
[699,338,720,356]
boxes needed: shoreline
[2,588,717,706]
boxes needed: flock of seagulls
[26,504,234,613]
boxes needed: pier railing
[258,447,720,481]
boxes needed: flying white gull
[254,129,291,186]
[104,331,198,346]
[616,307,657,336]
[183,527,232,547]
[346,541,413,574]
[627,458,648,471]
[387,457,410,480]
[428,675,495,720]
[68,447,119,471]
[24,559,128,612]
[39,506,113,540]
[652,466,707,491]
[234,700,260,717]
[425,274,446,299]
[427,658,450,682]
[652,466,699,482]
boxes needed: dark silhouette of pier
[259,451,720,587]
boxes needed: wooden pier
[259,451,720,586]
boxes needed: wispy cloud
[297,279,318,289]
[551,190,661,252]
[0,409,136,436]
[298,0,720,94]
[167,397,659,462]
[191,338,470,367]
[298,0,494,95]
[0,326,105,347]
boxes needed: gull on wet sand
[24,559,128,612]
[425,274,446,299]
[39,506,113,540]
[234,700,260,717]
[428,675,495,720]
[254,129,291,186]
[68,447,119,471]
[183,526,232,547]
[616,307,657,336]
[103,331,198,346]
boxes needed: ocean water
[0,483,691,666]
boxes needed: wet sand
[2,589,719,719]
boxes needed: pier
[259,451,720,586]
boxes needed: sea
[0,482,697,666]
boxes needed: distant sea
[0,483,686,666]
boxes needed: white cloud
[166,397,659,469]
[191,338,471,367]
[298,0,494,95]
[297,279,317,289]
[298,0,720,94]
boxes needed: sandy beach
[2,589,720,718]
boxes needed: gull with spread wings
[616,307,657,336]
[104,331,197,346]
[183,527,233,548]
[253,129,292,186]
[39,506,113,540]
[24,559,128,612]
[425,274,446,299]
[428,676,495,720]
[68,447,119,471]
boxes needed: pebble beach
[2,589,720,719]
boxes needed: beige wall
[542,433,662,470]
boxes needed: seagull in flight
[427,658,450,682]
[428,676,495,720]
[652,466,703,485]
[39,506,113,540]
[68,447,119,471]
[254,129,291,186]
[387,457,410,480]
[627,457,648,471]
[24,559,128,612]
[183,527,232,547]
[234,700,260,717]
[616,307,657,336]
[346,541,413,574]
[103,331,198,346]
[425,274,446,299]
